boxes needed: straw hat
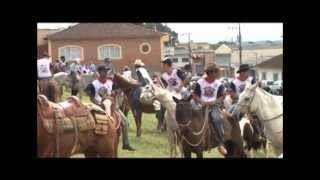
[134,59,145,66]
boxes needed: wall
[256,67,282,81]
[50,37,163,72]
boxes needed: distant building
[255,54,283,81]
[45,23,169,73]
[215,44,234,77]
[231,40,283,67]
[176,42,211,50]
[37,29,61,58]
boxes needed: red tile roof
[47,23,165,40]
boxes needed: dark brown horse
[113,73,161,137]
[37,95,119,158]
[173,96,246,158]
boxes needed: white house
[255,54,283,81]
[215,44,234,77]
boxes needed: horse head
[232,82,259,119]
[172,95,193,125]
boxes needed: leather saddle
[37,95,95,134]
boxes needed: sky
[37,23,283,43]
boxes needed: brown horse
[113,73,160,137]
[173,96,246,158]
[37,95,119,158]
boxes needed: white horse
[232,83,283,157]
[52,72,97,100]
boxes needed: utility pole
[187,33,194,75]
[238,23,242,65]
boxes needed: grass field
[62,88,273,158]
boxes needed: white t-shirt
[37,58,52,78]
[136,67,153,85]
[233,77,251,95]
[197,78,222,103]
[122,70,132,80]
[92,79,113,103]
[161,69,182,92]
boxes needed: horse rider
[228,64,255,114]
[122,66,133,81]
[37,52,53,93]
[192,63,228,156]
[133,59,153,86]
[133,59,162,124]
[85,65,135,151]
[160,57,187,94]
[103,58,115,74]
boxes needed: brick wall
[50,37,163,72]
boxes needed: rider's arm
[160,77,168,88]
[192,82,202,104]
[216,84,225,102]
[85,83,100,105]
[176,69,187,90]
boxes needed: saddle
[37,95,95,134]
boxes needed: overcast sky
[38,23,283,43]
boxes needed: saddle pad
[92,112,112,135]
[41,107,95,134]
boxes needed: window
[273,73,278,81]
[182,58,189,62]
[58,46,83,61]
[98,44,122,60]
[172,58,178,63]
[262,72,266,80]
[139,42,152,54]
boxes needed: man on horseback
[192,63,228,155]
[160,57,187,94]
[133,59,153,86]
[228,64,255,115]
[122,66,133,81]
[85,65,135,151]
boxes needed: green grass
[63,87,275,158]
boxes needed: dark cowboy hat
[161,57,172,64]
[204,63,219,72]
[237,64,251,73]
[97,65,109,72]
[104,57,111,62]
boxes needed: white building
[255,54,282,81]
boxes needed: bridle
[235,88,283,123]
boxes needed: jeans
[118,110,131,146]
[209,106,224,145]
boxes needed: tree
[143,23,179,45]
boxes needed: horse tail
[46,80,59,103]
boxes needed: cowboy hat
[97,65,109,72]
[237,64,251,73]
[204,62,219,72]
[161,56,172,64]
[134,59,145,66]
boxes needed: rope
[261,114,283,122]
[179,106,210,147]
[57,103,79,156]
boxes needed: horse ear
[172,96,180,104]
[251,82,258,90]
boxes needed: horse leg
[84,149,98,158]
[134,111,142,137]
[183,150,191,158]
[264,141,269,158]
[196,151,204,158]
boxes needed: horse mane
[114,73,138,90]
